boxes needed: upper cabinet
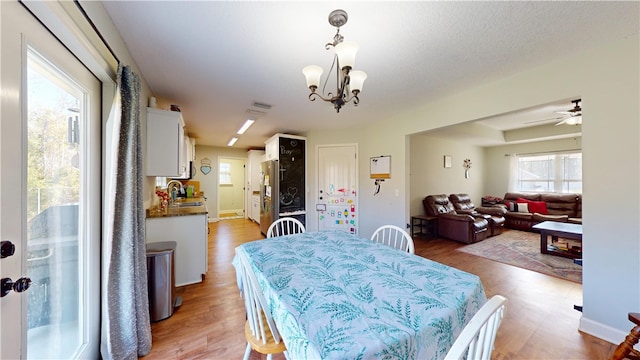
[247,149,265,192]
[146,107,186,177]
[265,133,306,162]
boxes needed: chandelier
[302,9,367,113]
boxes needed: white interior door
[317,145,358,234]
[1,2,101,358]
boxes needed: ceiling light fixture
[237,119,255,134]
[227,137,238,146]
[303,9,367,113]
[564,115,582,125]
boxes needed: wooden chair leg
[611,324,640,360]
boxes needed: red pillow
[517,197,548,214]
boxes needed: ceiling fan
[554,99,582,125]
[525,99,583,126]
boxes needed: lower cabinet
[251,193,260,224]
[146,214,208,287]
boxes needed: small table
[411,215,438,239]
[532,221,583,259]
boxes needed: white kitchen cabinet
[146,107,186,177]
[264,135,278,161]
[173,135,193,179]
[246,149,264,222]
[251,194,260,224]
[146,214,208,286]
[247,149,265,192]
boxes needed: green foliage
[27,103,79,221]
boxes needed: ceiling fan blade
[524,116,565,125]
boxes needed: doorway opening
[217,157,246,220]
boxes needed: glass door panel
[26,49,84,359]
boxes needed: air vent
[246,109,267,116]
[251,101,273,110]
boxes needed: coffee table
[532,221,582,259]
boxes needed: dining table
[233,230,487,360]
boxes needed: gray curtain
[101,65,152,359]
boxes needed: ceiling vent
[246,109,267,116]
[251,101,273,110]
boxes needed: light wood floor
[142,219,616,359]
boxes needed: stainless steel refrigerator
[260,157,306,236]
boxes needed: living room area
[409,105,584,273]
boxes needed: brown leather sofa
[423,194,489,244]
[498,192,582,231]
[449,193,507,236]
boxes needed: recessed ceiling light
[237,119,255,134]
[227,137,238,146]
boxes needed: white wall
[409,135,485,216]
[308,35,640,343]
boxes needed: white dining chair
[370,225,415,254]
[444,295,508,360]
[236,250,287,360]
[266,217,305,238]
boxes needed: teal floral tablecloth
[234,231,487,360]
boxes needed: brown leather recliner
[448,193,506,237]
[423,194,489,244]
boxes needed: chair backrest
[449,193,477,212]
[266,217,305,238]
[236,250,283,346]
[423,194,455,217]
[445,295,508,360]
[370,225,415,254]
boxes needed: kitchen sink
[171,201,203,207]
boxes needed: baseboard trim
[579,315,627,347]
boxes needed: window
[219,162,231,184]
[516,152,582,193]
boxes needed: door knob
[1,241,15,258]
[1,277,32,297]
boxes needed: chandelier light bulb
[335,41,359,70]
[349,70,367,92]
[302,65,323,89]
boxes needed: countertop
[146,197,208,218]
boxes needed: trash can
[146,241,180,322]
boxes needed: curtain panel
[101,65,151,359]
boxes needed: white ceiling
[100,1,639,149]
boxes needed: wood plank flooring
[143,219,616,359]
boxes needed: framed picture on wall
[444,155,452,168]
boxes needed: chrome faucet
[166,180,184,204]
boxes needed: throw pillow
[516,203,529,213]
[516,197,549,214]
[503,200,516,211]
